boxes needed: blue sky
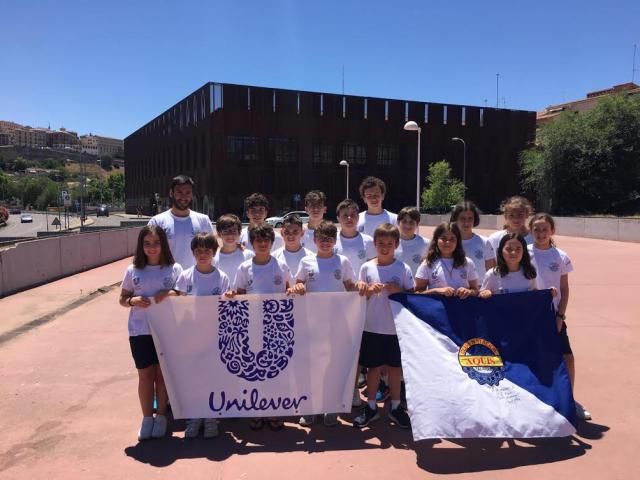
[1,0,638,139]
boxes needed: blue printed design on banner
[218,299,295,382]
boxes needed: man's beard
[173,200,191,211]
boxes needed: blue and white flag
[390,291,576,440]
[147,293,365,419]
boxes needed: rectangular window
[320,94,324,117]
[480,108,484,127]
[272,90,276,112]
[342,142,367,166]
[269,138,298,163]
[384,100,389,121]
[376,144,399,167]
[404,102,409,122]
[342,96,346,118]
[214,83,223,111]
[461,107,466,126]
[312,142,333,165]
[209,84,214,113]
[226,136,258,162]
[364,98,368,119]
[443,105,448,125]
[247,87,251,111]
[297,92,301,114]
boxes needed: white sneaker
[138,416,154,441]
[184,418,203,438]
[151,414,168,438]
[323,413,338,427]
[203,419,219,438]
[575,401,592,421]
[352,387,363,408]
[299,415,316,427]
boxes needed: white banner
[147,293,366,419]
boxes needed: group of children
[120,174,589,441]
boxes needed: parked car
[265,211,309,228]
[97,205,109,217]
[20,213,33,223]
[10,207,21,214]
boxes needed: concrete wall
[420,214,640,243]
[0,227,142,297]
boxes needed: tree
[108,172,124,203]
[521,94,640,214]
[35,182,59,211]
[0,171,11,201]
[421,160,465,212]
[13,157,28,172]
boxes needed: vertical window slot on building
[461,107,466,126]
[297,93,301,115]
[214,84,223,111]
[209,84,214,113]
[247,88,251,111]
[424,104,429,123]
[364,98,368,119]
[320,94,324,117]
[272,90,276,112]
[480,108,484,127]
[342,96,346,118]
[385,100,389,121]
[405,102,409,122]
[443,105,448,125]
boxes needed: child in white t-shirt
[488,195,534,252]
[176,233,230,438]
[479,233,538,297]
[395,206,429,275]
[300,190,327,253]
[528,213,590,421]
[239,193,284,251]
[119,225,182,441]
[214,214,254,286]
[357,176,397,236]
[353,223,414,429]
[289,220,356,427]
[450,201,495,282]
[335,198,376,276]
[274,214,313,273]
[415,222,479,298]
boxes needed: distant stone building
[47,128,80,150]
[80,134,124,157]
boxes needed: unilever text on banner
[390,290,576,440]
[147,293,366,419]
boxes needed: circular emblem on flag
[412,254,421,264]
[458,338,505,386]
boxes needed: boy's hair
[248,222,275,245]
[500,195,533,216]
[305,190,327,206]
[398,206,421,224]
[133,225,175,269]
[359,176,387,197]
[336,198,359,216]
[244,192,269,211]
[190,232,219,255]
[373,223,400,244]
[216,214,242,234]
[282,214,303,229]
[314,220,337,240]
[170,174,194,192]
[450,201,481,227]
[425,222,466,268]
[495,233,537,279]
[529,212,557,247]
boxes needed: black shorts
[359,332,402,368]
[558,321,573,355]
[129,335,159,369]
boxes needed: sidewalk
[0,230,638,479]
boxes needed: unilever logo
[217,298,295,382]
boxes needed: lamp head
[403,121,420,132]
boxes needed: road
[0,211,125,238]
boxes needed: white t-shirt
[176,266,230,296]
[301,227,318,253]
[359,259,415,335]
[488,230,534,253]
[233,256,291,294]
[357,209,398,237]
[462,233,495,282]
[415,257,478,290]
[121,263,183,336]
[528,245,573,309]
[148,210,213,270]
[295,254,355,292]
[240,227,284,252]
[481,267,538,294]
[214,248,254,286]
[273,246,313,277]
[335,232,376,276]
[395,235,429,275]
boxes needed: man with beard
[148,175,214,269]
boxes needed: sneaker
[203,418,219,438]
[389,405,411,429]
[184,418,203,438]
[375,384,390,403]
[353,405,380,428]
[352,387,363,408]
[357,372,367,388]
[323,413,339,427]
[575,401,592,421]
[151,414,168,438]
[299,415,316,427]
[138,416,154,441]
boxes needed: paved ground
[0,227,637,479]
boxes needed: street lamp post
[451,137,467,194]
[339,160,350,199]
[403,121,422,210]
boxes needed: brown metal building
[124,82,535,218]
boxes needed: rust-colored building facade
[124,83,535,218]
